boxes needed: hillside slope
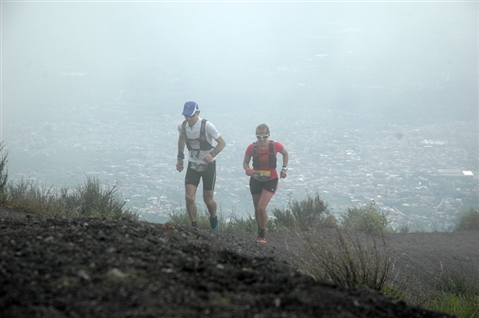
[2,206,477,317]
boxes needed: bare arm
[212,136,226,157]
[176,135,186,172]
[243,153,254,176]
[178,135,186,154]
[279,148,289,178]
[203,136,226,164]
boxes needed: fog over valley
[2,2,478,229]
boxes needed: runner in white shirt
[176,101,226,230]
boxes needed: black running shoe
[210,216,219,231]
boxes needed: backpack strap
[199,119,213,151]
[181,121,191,151]
[252,142,259,168]
[268,140,274,154]
[252,140,277,169]
[181,119,213,156]
[268,140,277,168]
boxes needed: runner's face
[256,128,269,145]
[184,112,199,126]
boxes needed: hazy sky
[1,1,478,130]
[1,1,477,220]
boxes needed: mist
[1,1,478,226]
[3,2,477,118]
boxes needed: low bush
[168,207,193,226]
[428,293,479,318]
[297,227,392,292]
[271,206,297,231]
[5,176,137,220]
[221,209,259,233]
[1,144,136,220]
[340,202,391,235]
[6,179,57,216]
[427,268,479,318]
[60,176,136,220]
[0,142,8,204]
[274,193,337,231]
[396,223,411,234]
[168,207,223,230]
[441,271,479,298]
[455,207,479,231]
[169,193,336,233]
[169,207,274,233]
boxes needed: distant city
[4,103,478,232]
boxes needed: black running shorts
[185,160,216,191]
[249,177,278,195]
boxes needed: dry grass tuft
[296,228,392,292]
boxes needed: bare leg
[185,184,198,223]
[203,189,217,218]
[252,194,261,228]
[256,190,275,230]
[252,190,274,230]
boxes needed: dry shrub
[455,207,479,231]
[273,193,336,231]
[297,227,392,292]
[0,143,8,204]
[340,202,390,235]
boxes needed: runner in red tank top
[243,124,289,243]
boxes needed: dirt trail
[2,206,476,317]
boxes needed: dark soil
[1,206,477,318]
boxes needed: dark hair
[256,124,270,135]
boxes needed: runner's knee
[258,205,267,215]
[185,194,195,205]
[203,195,215,207]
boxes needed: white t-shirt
[177,116,221,164]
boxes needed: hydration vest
[252,140,277,169]
[181,119,214,157]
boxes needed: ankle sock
[258,228,266,238]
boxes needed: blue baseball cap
[182,101,199,116]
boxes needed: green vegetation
[169,206,272,233]
[168,193,336,233]
[298,228,391,291]
[340,202,392,235]
[396,223,411,234]
[221,209,262,233]
[0,143,8,203]
[2,142,478,317]
[455,207,479,231]
[168,194,479,317]
[426,268,479,318]
[272,193,337,231]
[0,143,137,220]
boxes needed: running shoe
[255,237,267,243]
[210,216,219,231]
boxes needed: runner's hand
[280,169,287,179]
[203,153,214,164]
[176,160,184,172]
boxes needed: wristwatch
[282,166,288,171]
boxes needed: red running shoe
[255,237,267,243]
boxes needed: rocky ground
[1,206,478,317]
